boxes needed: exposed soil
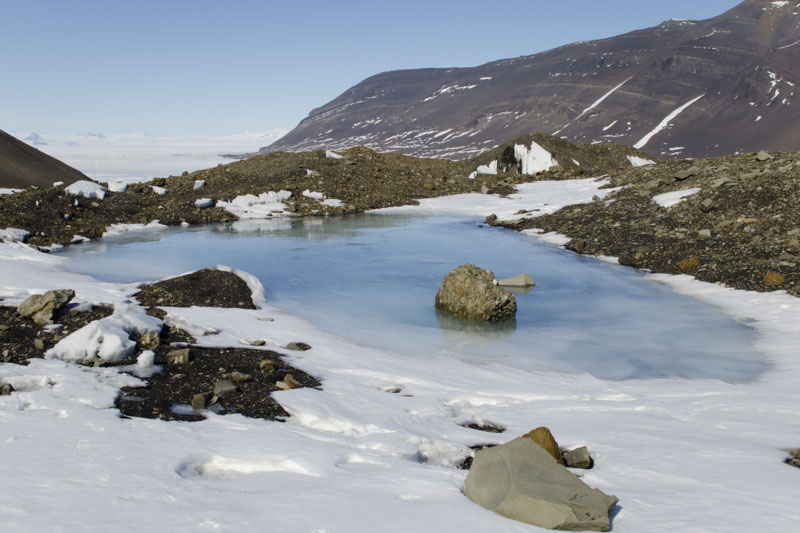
[492,150,800,295]
[134,268,257,309]
[116,346,320,422]
[0,304,114,365]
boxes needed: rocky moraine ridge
[0,133,798,296]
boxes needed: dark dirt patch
[460,421,506,433]
[116,346,320,422]
[456,443,501,470]
[0,304,114,365]
[786,449,800,469]
[134,268,256,309]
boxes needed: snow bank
[302,189,344,208]
[217,190,293,219]
[514,142,558,174]
[64,180,106,200]
[216,264,267,308]
[653,188,701,208]
[193,179,205,190]
[326,150,343,159]
[151,186,168,195]
[476,160,498,175]
[374,177,616,222]
[102,220,167,238]
[0,188,22,195]
[45,310,162,364]
[627,155,656,167]
[302,190,325,201]
[0,228,29,243]
[194,198,214,209]
[106,180,128,193]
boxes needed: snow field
[1,178,799,531]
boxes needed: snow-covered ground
[11,131,286,185]
[2,179,800,531]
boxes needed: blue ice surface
[56,214,767,381]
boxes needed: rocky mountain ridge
[262,0,800,160]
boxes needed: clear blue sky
[1,0,741,136]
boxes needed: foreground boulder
[16,289,75,326]
[134,268,257,309]
[435,264,516,321]
[464,437,617,531]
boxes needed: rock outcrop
[464,437,618,531]
[435,264,516,321]
[134,268,257,309]
[16,289,75,326]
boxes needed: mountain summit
[262,0,800,160]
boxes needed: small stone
[259,360,275,372]
[213,380,238,396]
[0,383,14,395]
[33,338,45,350]
[497,273,535,288]
[763,271,785,286]
[139,331,160,350]
[191,392,211,411]
[711,177,731,188]
[674,166,699,181]
[678,256,700,271]
[522,426,566,466]
[563,446,594,469]
[698,229,712,239]
[250,339,266,346]
[285,342,311,351]
[699,198,714,213]
[166,348,191,365]
[756,150,774,162]
[276,374,302,390]
[571,239,586,254]
[230,371,252,383]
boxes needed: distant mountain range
[262,0,800,160]
[0,129,87,189]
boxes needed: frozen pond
[57,214,766,381]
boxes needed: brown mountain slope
[0,129,87,189]
[262,0,800,160]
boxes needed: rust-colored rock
[678,256,700,271]
[763,271,785,286]
[523,426,566,466]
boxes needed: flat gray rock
[464,437,617,531]
[16,289,75,326]
[497,273,535,288]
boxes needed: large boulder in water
[464,437,618,531]
[435,264,516,321]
